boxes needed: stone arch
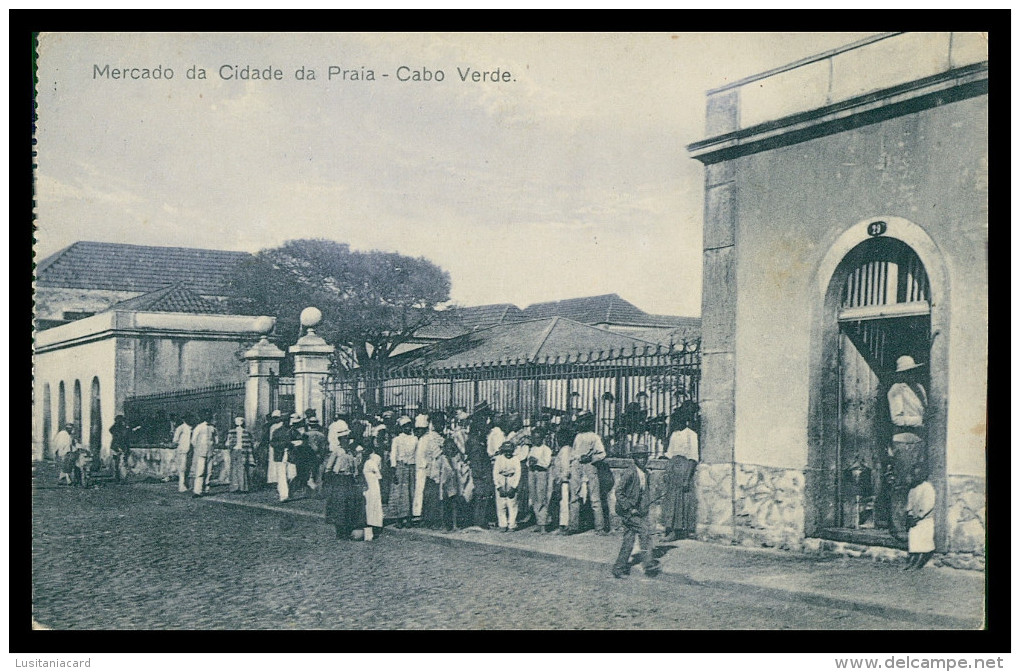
[90,377,103,452]
[806,216,951,550]
[57,381,67,431]
[72,380,83,443]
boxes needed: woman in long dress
[323,435,366,540]
[363,448,385,534]
[660,406,700,542]
[904,466,936,570]
[228,417,256,493]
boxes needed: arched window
[43,384,52,457]
[837,237,931,374]
[72,380,83,442]
[58,382,67,431]
[90,377,103,451]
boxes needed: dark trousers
[291,461,314,496]
[614,513,654,573]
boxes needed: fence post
[289,308,335,423]
[243,322,286,434]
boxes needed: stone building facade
[687,32,987,565]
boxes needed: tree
[226,239,452,371]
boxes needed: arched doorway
[90,377,103,452]
[830,237,930,538]
[72,380,83,443]
[809,218,949,550]
[43,384,52,458]
[58,382,67,431]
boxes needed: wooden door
[837,330,884,529]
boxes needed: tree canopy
[227,239,452,370]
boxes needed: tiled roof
[456,303,527,330]
[35,241,251,295]
[623,323,702,346]
[391,317,662,370]
[105,283,225,314]
[411,303,527,340]
[521,294,655,326]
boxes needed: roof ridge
[529,316,560,362]
[34,242,76,276]
[75,240,250,255]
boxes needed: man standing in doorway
[886,355,928,542]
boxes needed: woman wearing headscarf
[323,423,366,540]
[660,403,700,541]
[227,417,256,493]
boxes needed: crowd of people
[47,355,939,574]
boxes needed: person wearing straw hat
[612,444,660,579]
[886,354,929,541]
[389,416,416,528]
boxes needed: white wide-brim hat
[895,355,924,372]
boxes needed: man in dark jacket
[612,444,660,579]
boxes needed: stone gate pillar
[244,317,286,432]
[290,307,334,422]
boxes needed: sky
[34,32,881,317]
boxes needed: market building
[686,32,987,565]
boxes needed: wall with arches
[33,337,117,461]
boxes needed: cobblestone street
[32,473,926,630]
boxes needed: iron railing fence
[321,341,700,457]
[268,372,296,416]
[123,382,246,446]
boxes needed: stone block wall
[947,475,985,556]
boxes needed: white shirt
[53,430,74,457]
[390,433,417,466]
[528,444,553,470]
[487,427,506,458]
[173,423,192,452]
[191,422,217,457]
[888,382,927,428]
[493,453,521,491]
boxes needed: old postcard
[31,31,988,636]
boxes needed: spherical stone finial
[300,307,323,328]
[253,316,276,335]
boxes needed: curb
[203,494,981,630]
